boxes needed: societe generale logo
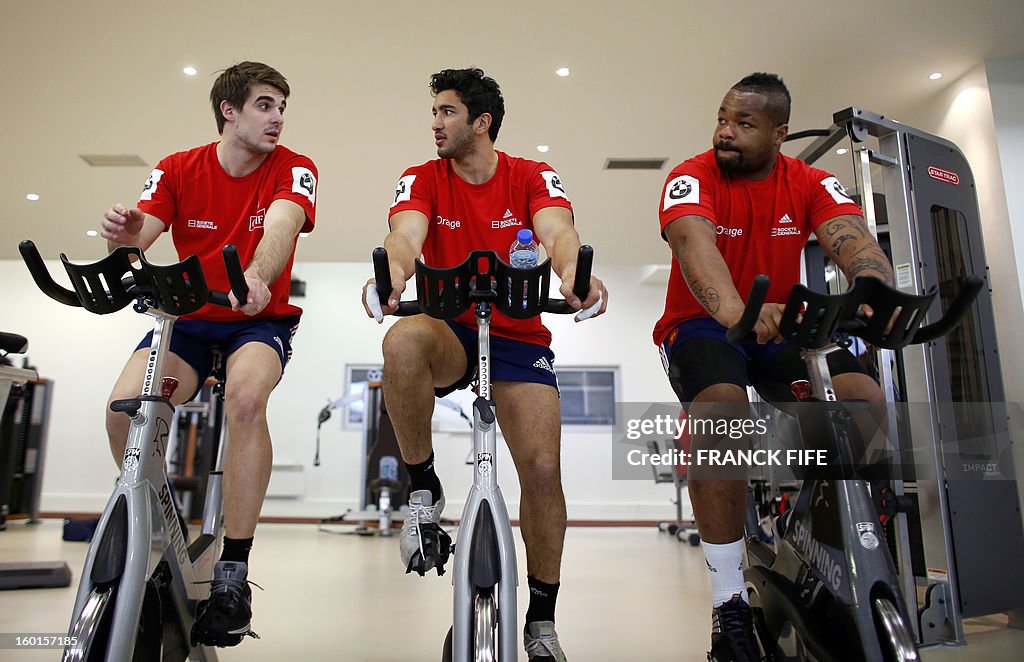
[927,166,960,185]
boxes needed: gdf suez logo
[670,179,692,200]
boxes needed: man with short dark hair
[101,61,317,648]
[363,67,607,661]
[655,72,893,661]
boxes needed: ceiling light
[86,230,99,237]
[183,66,198,76]
[536,145,550,153]
[836,148,848,155]
[26,193,39,201]
[929,72,942,80]
[555,67,570,77]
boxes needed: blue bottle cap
[517,229,534,244]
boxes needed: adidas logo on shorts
[533,357,555,374]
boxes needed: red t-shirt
[388,151,573,347]
[654,150,862,345]
[137,142,317,322]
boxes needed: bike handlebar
[726,274,983,350]
[18,240,249,316]
[372,245,595,319]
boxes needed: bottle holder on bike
[137,253,213,317]
[779,276,936,350]
[59,246,148,315]
[57,247,215,317]
[413,250,551,320]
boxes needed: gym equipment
[729,273,981,661]
[19,239,247,661]
[373,244,593,662]
[0,331,71,590]
[794,109,1024,643]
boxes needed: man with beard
[654,73,893,661]
[363,68,606,661]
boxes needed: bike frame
[450,301,519,662]
[65,310,229,662]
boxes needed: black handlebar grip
[572,245,594,302]
[18,240,82,308]
[914,276,984,344]
[373,247,392,306]
[222,245,249,305]
[726,274,770,344]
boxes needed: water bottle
[509,229,539,308]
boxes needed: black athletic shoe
[707,595,761,662]
[191,561,260,647]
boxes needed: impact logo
[292,167,317,205]
[821,176,854,205]
[140,169,165,201]
[188,219,218,230]
[436,215,461,230]
[663,175,700,210]
[249,208,266,232]
[541,171,569,200]
[927,166,960,185]
[391,174,416,208]
[491,208,522,229]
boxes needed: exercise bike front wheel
[873,597,919,662]
[63,582,163,662]
[440,590,498,662]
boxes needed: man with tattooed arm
[653,73,894,662]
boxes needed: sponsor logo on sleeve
[291,167,317,205]
[821,176,854,205]
[140,169,165,201]
[663,175,700,210]
[541,171,569,200]
[249,208,266,232]
[391,174,416,208]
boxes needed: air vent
[604,158,667,170]
[79,154,149,167]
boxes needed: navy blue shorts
[135,315,300,401]
[659,317,866,405]
[436,320,558,397]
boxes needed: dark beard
[715,147,748,175]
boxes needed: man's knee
[226,389,269,429]
[518,453,562,492]
[382,318,437,372]
[835,372,884,403]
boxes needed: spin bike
[727,274,982,662]
[371,244,594,662]
[19,239,249,661]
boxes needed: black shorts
[436,320,559,397]
[135,315,300,401]
[660,317,866,406]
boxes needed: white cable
[365,283,384,323]
[574,291,603,322]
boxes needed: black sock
[221,537,254,564]
[406,452,442,503]
[525,576,560,624]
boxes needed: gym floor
[1,521,1021,661]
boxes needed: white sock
[702,538,747,608]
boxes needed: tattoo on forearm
[848,254,894,282]
[680,260,721,314]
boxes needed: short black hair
[731,72,791,126]
[430,68,505,142]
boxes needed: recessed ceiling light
[555,67,570,77]
[183,66,198,76]
[86,230,99,237]
[836,148,848,155]
[26,193,39,201]
[929,72,942,80]
[536,145,550,153]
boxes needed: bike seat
[0,332,28,354]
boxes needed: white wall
[4,259,686,521]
